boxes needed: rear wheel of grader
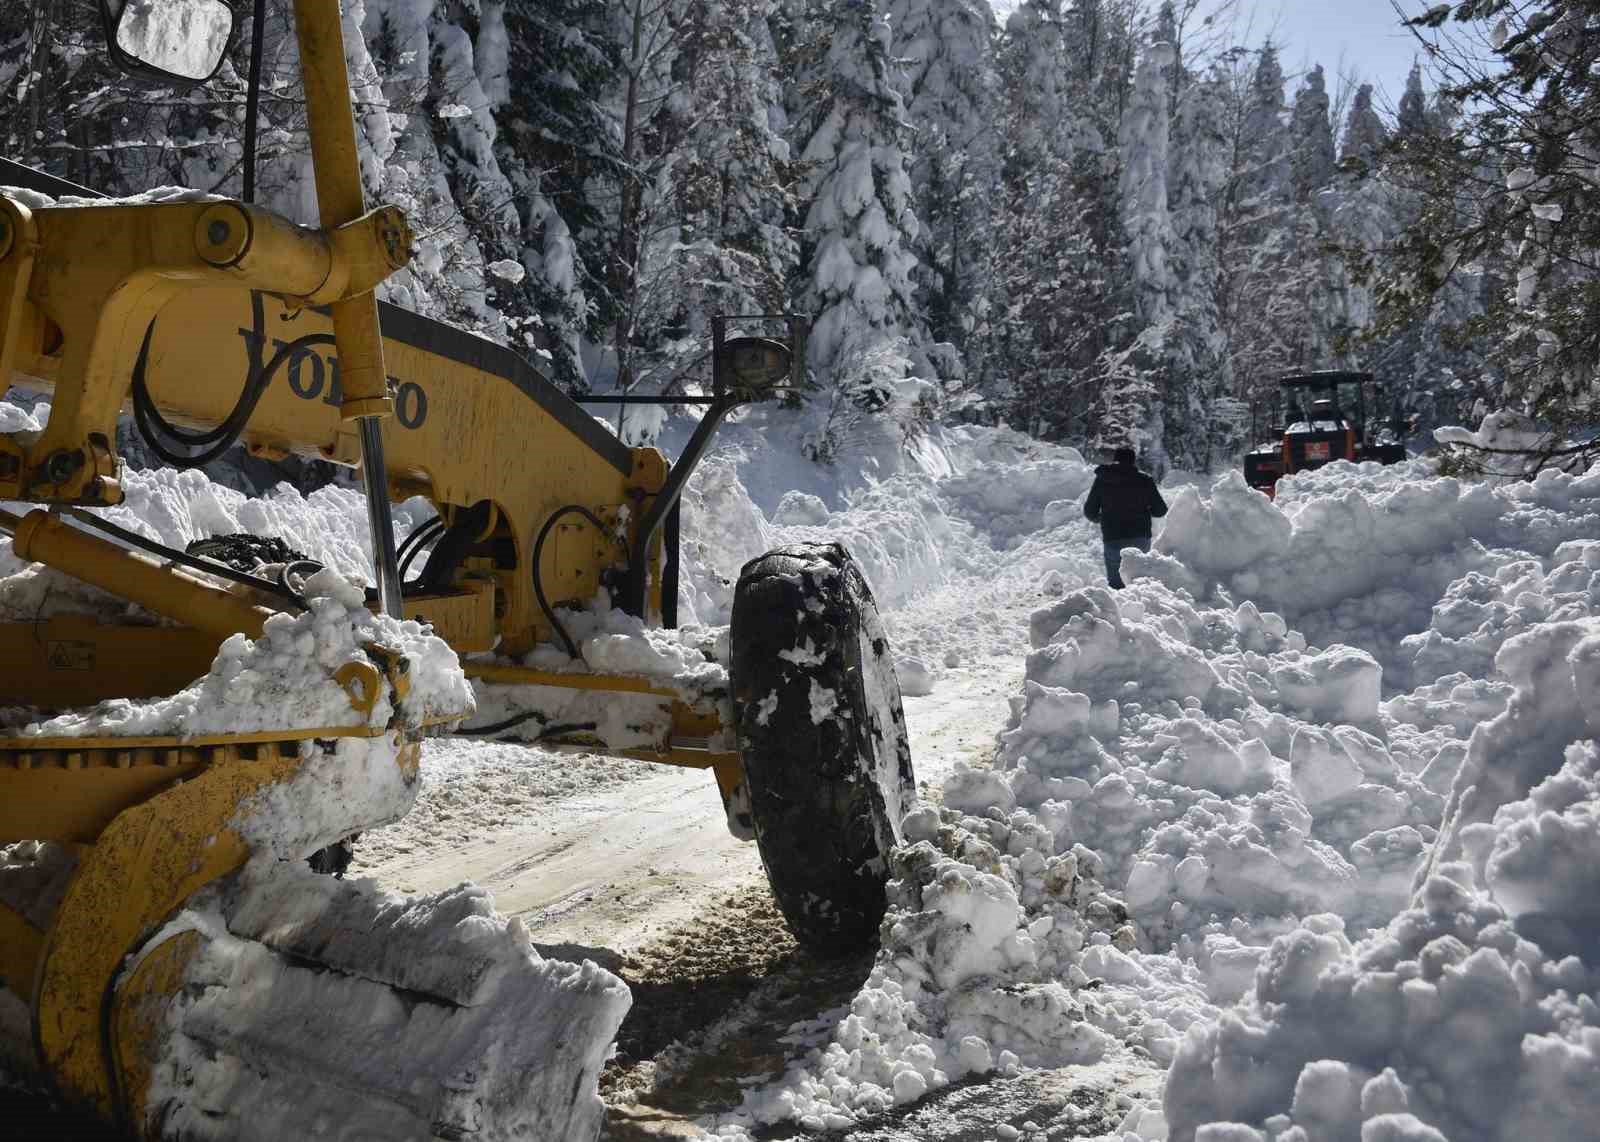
[730,542,916,953]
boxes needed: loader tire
[730,542,915,954]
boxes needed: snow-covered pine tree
[791,0,929,460]
[494,0,624,391]
[1110,36,1179,466]
[1363,55,1490,436]
[1339,82,1387,169]
[1119,40,1177,329]
[664,0,798,320]
[1167,71,1235,467]
[598,0,678,398]
[970,0,1133,443]
[607,0,799,433]
[980,0,1071,410]
[1239,43,1289,207]
[1376,0,1600,472]
[1215,44,1316,408]
[1290,63,1336,201]
[1285,63,1341,369]
[357,1,515,335]
[887,0,997,358]
[1396,61,1431,139]
[1061,0,1144,140]
[996,0,1065,168]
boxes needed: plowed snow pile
[697,454,1600,1142]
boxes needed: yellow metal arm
[194,200,412,306]
[293,0,392,423]
[0,195,408,506]
[2,507,273,641]
[291,0,407,615]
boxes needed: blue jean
[1103,535,1151,589]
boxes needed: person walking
[1083,447,1167,589]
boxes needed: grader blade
[116,869,631,1142]
[0,729,632,1141]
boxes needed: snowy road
[352,655,1038,1138]
[356,657,1021,954]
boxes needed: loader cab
[1282,377,1359,474]
[1243,371,1409,497]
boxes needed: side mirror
[102,0,236,85]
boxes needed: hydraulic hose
[61,508,308,610]
[397,516,446,584]
[454,710,598,740]
[530,505,626,660]
[131,293,335,468]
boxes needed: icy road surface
[353,659,1021,954]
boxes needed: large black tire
[730,542,916,953]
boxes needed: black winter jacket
[1084,463,1168,542]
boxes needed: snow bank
[768,473,961,610]
[715,453,1600,1141]
[1163,619,1600,1142]
[713,800,1185,1135]
[1133,461,1600,687]
[674,423,1100,689]
[940,449,1095,547]
[943,579,1454,992]
[678,451,773,628]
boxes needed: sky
[986,2,1441,116]
[1193,0,1432,108]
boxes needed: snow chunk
[486,257,526,283]
[896,655,935,697]
[18,586,472,739]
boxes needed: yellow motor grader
[0,2,915,1138]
